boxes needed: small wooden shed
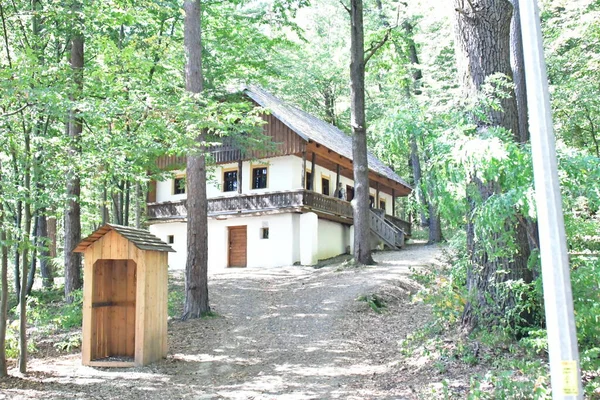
[74,224,174,367]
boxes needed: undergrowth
[407,230,600,399]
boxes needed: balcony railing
[147,189,410,237]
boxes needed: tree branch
[338,0,350,14]
[364,29,391,65]
[0,104,32,118]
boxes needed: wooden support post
[310,153,316,191]
[335,164,340,190]
[392,189,396,217]
[301,151,306,189]
[237,159,242,194]
[376,182,380,209]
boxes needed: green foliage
[26,288,83,331]
[356,293,387,313]
[54,333,82,353]
[168,287,185,318]
[570,257,600,352]
[5,320,37,359]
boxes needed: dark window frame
[173,176,186,195]
[252,166,268,189]
[261,227,269,239]
[223,169,238,192]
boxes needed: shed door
[228,226,247,267]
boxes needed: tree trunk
[64,0,84,302]
[0,161,9,377]
[19,130,32,374]
[510,0,539,254]
[453,0,532,330]
[182,0,210,319]
[454,0,519,134]
[135,182,141,228]
[403,20,423,95]
[26,217,39,295]
[124,180,130,226]
[38,215,53,288]
[47,216,57,258]
[350,0,374,265]
[410,134,429,227]
[509,0,528,143]
[427,187,443,244]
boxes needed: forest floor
[0,241,490,399]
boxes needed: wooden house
[74,224,173,367]
[147,86,412,269]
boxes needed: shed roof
[74,224,175,253]
[244,86,412,191]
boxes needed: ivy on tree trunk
[453,0,532,330]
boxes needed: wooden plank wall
[82,230,168,367]
[140,251,168,364]
[155,112,307,169]
[90,260,136,360]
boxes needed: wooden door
[346,185,355,202]
[228,226,247,267]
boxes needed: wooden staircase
[369,209,406,250]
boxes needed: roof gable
[74,224,175,253]
[244,86,411,190]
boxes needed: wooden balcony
[147,189,410,237]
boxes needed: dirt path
[1,242,443,400]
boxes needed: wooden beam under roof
[303,141,411,197]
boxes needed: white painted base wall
[149,212,381,271]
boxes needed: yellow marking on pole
[561,360,579,395]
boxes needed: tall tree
[0,160,8,377]
[64,0,84,302]
[453,0,531,330]
[348,0,374,265]
[182,0,210,319]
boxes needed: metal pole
[519,1,582,398]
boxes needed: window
[223,170,238,192]
[252,166,268,189]
[305,170,312,190]
[167,235,174,244]
[261,227,269,239]
[369,195,375,208]
[173,176,186,195]
[379,199,386,210]
[321,177,330,196]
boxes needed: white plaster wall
[207,213,298,271]
[156,170,187,204]
[157,156,304,202]
[317,219,349,260]
[299,212,319,265]
[149,222,188,269]
[154,155,399,217]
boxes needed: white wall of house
[154,155,395,216]
[149,221,188,269]
[148,213,363,270]
[208,213,298,269]
[317,218,350,260]
[150,213,302,271]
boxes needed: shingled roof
[74,224,175,253]
[244,86,412,191]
